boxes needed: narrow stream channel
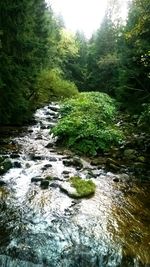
[0,103,150,267]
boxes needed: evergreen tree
[118,0,150,110]
[0,0,49,124]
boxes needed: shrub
[52,92,123,155]
[36,68,78,104]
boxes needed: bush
[35,68,78,104]
[52,92,123,155]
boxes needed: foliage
[138,103,150,132]
[117,0,150,110]
[70,176,96,198]
[36,68,78,103]
[52,92,123,155]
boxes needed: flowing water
[0,104,150,267]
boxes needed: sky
[46,0,128,38]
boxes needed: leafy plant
[52,92,123,155]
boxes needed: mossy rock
[0,159,13,175]
[60,176,96,198]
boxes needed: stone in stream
[13,161,22,168]
[63,157,83,169]
[40,180,49,189]
[42,164,52,171]
[0,180,7,186]
[45,143,54,148]
[0,159,13,175]
[31,177,43,183]
[49,105,60,112]
[10,153,20,159]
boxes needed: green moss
[70,176,96,198]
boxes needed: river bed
[0,104,150,267]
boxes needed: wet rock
[40,124,48,129]
[30,154,44,160]
[119,173,130,182]
[31,177,43,182]
[60,182,80,198]
[62,170,70,175]
[28,129,33,133]
[113,177,120,182]
[63,157,83,169]
[49,105,59,112]
[49,182,59,188]
[45,143,54,148]
[10,153,20,159]
[0,159,13,175]
[0,180,7,186]
[91,157,106,166]
[13,161,22,168]
[123,149,137,160]
[48,157,57,162]
[40,180,49,189]
[42,164,52,171]
[106,158,121,172]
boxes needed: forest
[0,1,150,266]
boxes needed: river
[0,103,149,267]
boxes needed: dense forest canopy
[0,0,150,125]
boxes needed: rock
[60,182,80,198]
[91,157,106,166]
[42,164,52,171]
[62,170,70,175]
[49,105,59,112]
[13,161,22,168]
[40,180,49,189]
[10,153,20,159]
[45,143,54,148]
[31,177,43,182]
[0,180,7,186]
[63,157,83,169]
[30,155,44,160]
[48,157,57,162]
[113,177,120,182]
[106,158,121,172]
[0,159,13,175]
[123,149,137,160]
[60,177,96,198]
[49,182,59,188]
[119,173,130,182]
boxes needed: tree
[0,0,49,124]
[117,0,150,111]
